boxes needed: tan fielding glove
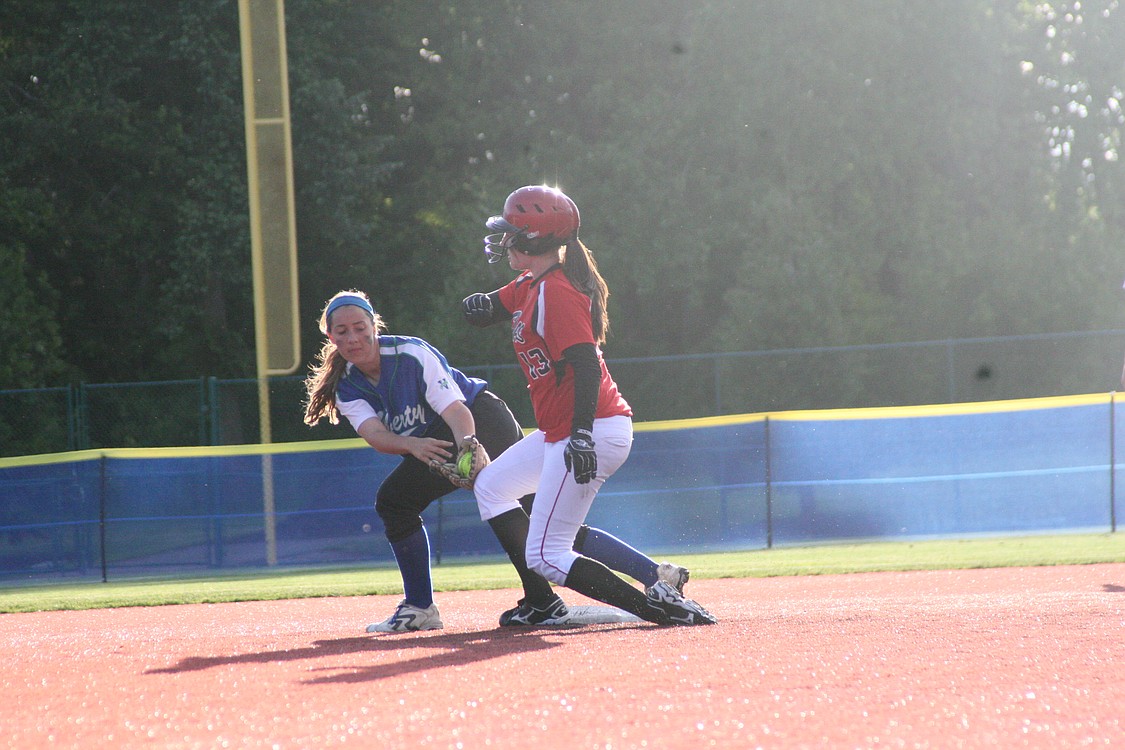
[429,434,490,490]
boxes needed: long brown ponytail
[303,341,350,426]
[561,238,610,344]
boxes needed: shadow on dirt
[145,622,651,684]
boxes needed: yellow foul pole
[238,0,300,566]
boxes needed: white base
[556,605,644,626]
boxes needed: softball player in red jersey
[464,185,716,626]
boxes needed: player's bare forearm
[439,401,476,443]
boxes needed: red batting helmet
[483,185,580,263]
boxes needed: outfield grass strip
[0,533,1122,613]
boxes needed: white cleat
[366,600,444,633]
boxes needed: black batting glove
[462,293,494,327]
[563,428,597,484]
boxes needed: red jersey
[497,266,632,442]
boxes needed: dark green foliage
[1,0,1122,419]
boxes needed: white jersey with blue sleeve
[335,335,487,436]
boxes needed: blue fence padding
[0,394,1119,583]
[769,401,1114,541]
[588,420,769,550]
[0,458,103,578]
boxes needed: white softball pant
[473,415,633,585]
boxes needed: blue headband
[325,294,375,321]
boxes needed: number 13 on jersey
[518,348,551,380]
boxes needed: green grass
[1,532,1123,614]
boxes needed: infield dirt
[2,564,1123,748]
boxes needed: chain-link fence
[0,387,74,456]
[3,330,1124,458]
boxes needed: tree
[1015,0,1125,329]
[1,0,1121,420]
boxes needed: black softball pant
[375,390,525,542]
